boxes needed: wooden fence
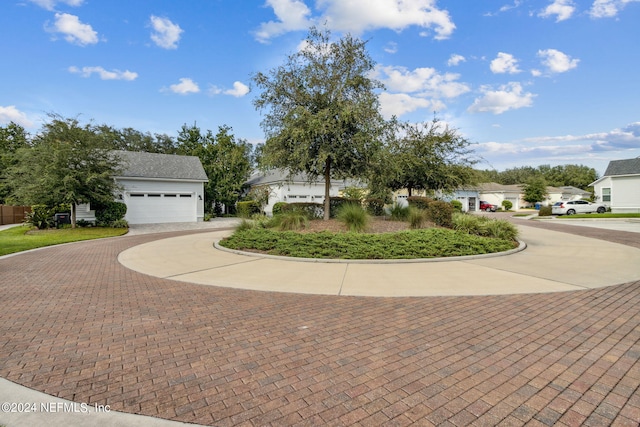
[0,205,31,225]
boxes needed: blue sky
[2,0,639,175]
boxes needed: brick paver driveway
[1,221,639,426]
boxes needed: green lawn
[0,225,129,256]
[220,228,518,260]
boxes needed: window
[179,194,192,198]
[164,194,177,197]
[602,188,611,202]
[148,194,161,197]
[130,193,145,197]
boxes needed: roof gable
[113,151,208,181]
[603,157,640,177]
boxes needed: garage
[124,192,197,224]
[113,151,208,225]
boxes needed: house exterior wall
[263,181,337,215]
[610,176,640,212]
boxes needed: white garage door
[125,193,196,224]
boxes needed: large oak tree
[253,26,385,220]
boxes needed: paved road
[1,219,639,426]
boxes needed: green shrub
[96,201,127,226]
[539,205,552,216]
[272,202,288,216]
[274,211,308,231]
[110,219,129,229]
[450,200,463,212]
[289,202,323,219]
[407,196,433,210]
[408,207,427,229]
[25,204,56,229]
[329,197,360,218]
[452,213,519,240]
[235,218,255,232]
[237,200,261,218]
[364,198,385,216]
[389,203,409,221]
[425,200,454,228]
[341,186,366,201]
[501,200,513,211]
[483,219,518,240]
[336,203,369,232]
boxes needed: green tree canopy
[382,119,478,197]
[522,178,548,204]
[253,26,385,219]
[177,124,252,214]
[0,122,30,204]
[7,115,122,227]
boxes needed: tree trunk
[408,187,413,197]
[70,203,76,228]
[323,157,331,221]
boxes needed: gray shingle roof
[113,151,208,181]
[603,157,640,177]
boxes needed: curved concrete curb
[213,239,527,264]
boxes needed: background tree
[475,164,598,189]
[0,122,30,204]
[253,26,385,220]
[7,115,121,227]
[176,123,252,214]
[383,119,478,197]
[522,177,548,205]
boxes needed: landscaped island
[219,202,520,260]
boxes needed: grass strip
[0,225,128,256]
[220,228,517,260]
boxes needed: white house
[114,151,208,224]
[246,169,361,216]
[78,151,208,225]
[590,157,640,213]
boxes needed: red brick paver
[1,228,640,426]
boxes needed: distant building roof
[247,169,362,188]
[603,157,640,177]
[113,150,208,181]
[474,182,523,193]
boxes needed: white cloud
[468,82,535,114]
[372,64,469,117]
[256,0,455,42]
[384,42,398,54]
[209,82,251,97]
[224,81,251,97]
[490,52,521,74]
[373,65,470,99]
[254,0,312,43]
[447,54,465,66]
[46,13,98,46]
[539,0,576,21]
[0,106,34,127]
[68,66,138,81]
[523,122,640,151]
[150,16,183,49]
[589,0,640,18]
[28,0,83,11]
[537,49,579,73]
[378,93,439,118]
[478,122,640,167]
[165,78,200,95]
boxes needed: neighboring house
[246,169,361,216]
[590,157,640,213]
[79,151,208,225]
[476,182,525,210]
[114,151,208,224]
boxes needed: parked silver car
[552,200,606,215]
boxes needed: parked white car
[552,200,606,215]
